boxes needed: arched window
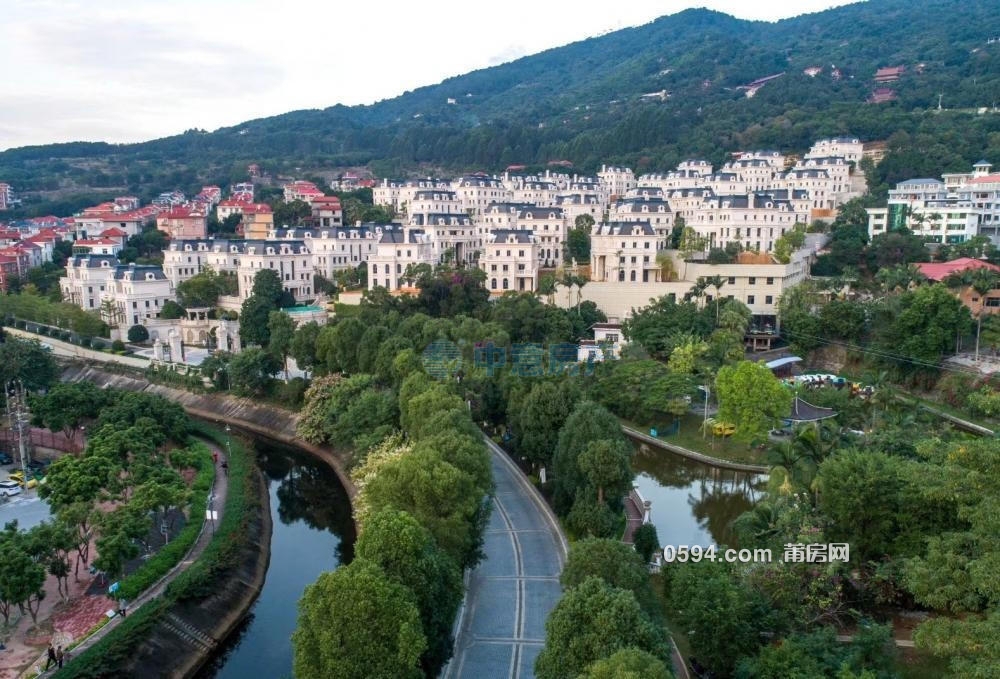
[502,278,509,289]
[630,270,637,281]
[618,270,625,282]
[491,278,497,289]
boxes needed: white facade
[590,221,666,283]
[480,229,539,293]
[368,228,435,290]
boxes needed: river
[631,441,766,548]
[197,438,355,679]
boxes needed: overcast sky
[0,0,858,151]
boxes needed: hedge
[167,421,255,601]
[114,442,214,601]
[53,423,254,677]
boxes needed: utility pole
[6,381,31,495]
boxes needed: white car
[0,480,22,497]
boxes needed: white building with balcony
[480,229,539,293]
[590,221,665,283]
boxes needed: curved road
[445,439,568,679]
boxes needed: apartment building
[157,206,208,239]
[103,264,175,327]
[610,198,674,239]
[410,213,479,265]
[556,193,603,225]
[242,203,275,238]
[480,229,539,293]
[237,240,313,302]
[283,180,325,203]
[273,225,385,278]
[368,228,435,290]
[806,137,864,164]
[590,221,665,283]
[453,175,512,215]
[61,254,123,310]
[302,196,341,230]
[598,165,637,199]
[410,189,464,216]
[689,192,807,252]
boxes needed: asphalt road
[446,440,567,679]
[0,491,52,530]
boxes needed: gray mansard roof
[594,221,656,236]
[114,264,167,281]
[68,254,119,268]
[518,206,564,219]
[488,229,534,243]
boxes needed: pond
[631,440,766,549]
[197,438,355,679]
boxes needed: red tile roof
[99,227,128,237]
[967,174,1000,184]
[916,258,1000,281]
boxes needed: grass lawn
[895,647,951,679]
[624,413,768,466]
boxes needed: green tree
[561,538,660,621]
[293,560,426,679]
[0,337,58,391]
[227,347,280,396]
[583,648,673,679]
[267,310,296,378]
[715,361,792,445]
[29,381,110,443]
[666,562,773,676]
[565,216,593,264]
[175,267,233,307]
[0,541,46,624]
[126,324,149,343]
[160,300,185,319]
[361,447,485,568]
[355,508,463,675]
[290,321,321,372]
[552,401,627,515]
[535,577,667,679]
[632,523,660,566]
[578,439,632,506]
[914,611,1000,679]
[509,380,580,468]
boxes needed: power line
[779,328,984,376]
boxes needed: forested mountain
[5,0,1000,216]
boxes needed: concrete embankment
[60,363,357,497]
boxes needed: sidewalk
[21,438,229,678]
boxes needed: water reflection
[198,438,355,679]
[631,441,766,548]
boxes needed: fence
[0,426,84,457]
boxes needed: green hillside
[4,0,1000,216]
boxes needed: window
[728,277,735,284]
[765,295,773,304]
[747,295,755,304]
[766,277,774,285]
[749,277,756,284]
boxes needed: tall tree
[535,577,667,679]
[267,310,296,378]
[293,560,426,679]
[355,508,463,676]
[715,361,792,445]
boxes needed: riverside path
[445,438,568,679]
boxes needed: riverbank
[46,424,269,679]
[623,425,770,474]
[59,363,357,497]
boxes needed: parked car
[770,428,793,437]
[0,480,22,497]
[0,452,12,465]
[27,459,51,472]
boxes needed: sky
[0,0,859,151]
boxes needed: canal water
[197,438,355,679]
[631,441,766,548]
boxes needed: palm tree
[969,269,1000,361]
[705,275,727,322]
[685,278,708,305]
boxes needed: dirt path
[12,438,228,679]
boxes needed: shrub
[15,320,26,329]
[80,337,92,348]
[966,386,1000,418]
[127,325,149,343]
[111,339,126,352]
[277,377,310,408]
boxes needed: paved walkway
[445,439,567,679]
[26,438,228,677]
